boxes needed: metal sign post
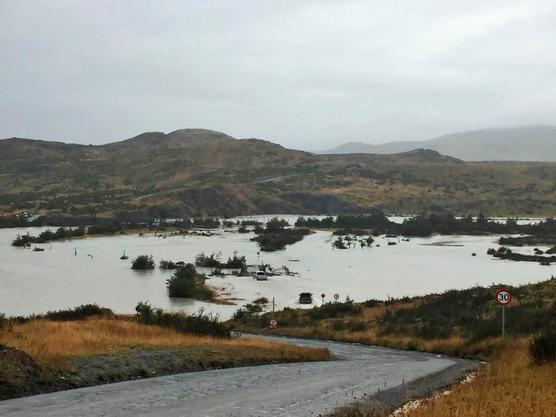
[495,289,512,338]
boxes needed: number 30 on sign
[495,289,512,305]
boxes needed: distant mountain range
[321,126,556,161]
[2,128,556,218]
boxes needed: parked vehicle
[299,292,313,304]
[253,271,267,281]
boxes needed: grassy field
[0,318,330,371]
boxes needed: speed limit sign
[495,289,511,338]
[495,289,512,305]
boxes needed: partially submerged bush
[195,252,222,268]
[166,264,214,300]
[131,255,155,270]
[159,260,180,270]
[530,331,556,363]
[195,251,246,269]
[135,302,230,338]
[332,237,347,249]
[251,228,312,251]
[11,234,33,247]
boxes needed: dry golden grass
[238,301,493,358]
[402,339,556,417]
[0,318,330,369]
[334,340,556,417]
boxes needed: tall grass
[401,340,556,417]
[0,319,330,369]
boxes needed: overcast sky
[1,1,555,150]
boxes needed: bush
[131,255,155,270]
[44,304,111,321]
[135,302,230,338]
[195,251,246,269]
[166,264,213,300]
[309,300,361,320]
[264,217,289,232]
[159,260,180,270]
[332,237,347,249]
[223,252,246,269]
[11,234,33,247]
[530,331,556,363]
[251,228,312,251]
[195,252,222,268]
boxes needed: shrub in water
[166,264,213,300]
[159,260,180,270]
[131,255,155,270]
[195,252,222,268]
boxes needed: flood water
[0,215,553,319]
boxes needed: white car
[253,271,268,281]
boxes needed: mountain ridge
[322,126,556,161]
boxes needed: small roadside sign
[269,319,278,328]
[495,289,512,305]
[333,293,340,301]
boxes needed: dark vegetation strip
[295,212,556,237]
[487,246,556,264]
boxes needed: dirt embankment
[0,345,68,400]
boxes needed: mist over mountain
[322,126,556,162]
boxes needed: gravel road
[0,336,476,417]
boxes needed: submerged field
[1,217,555,319]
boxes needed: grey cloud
[1,0,555,149]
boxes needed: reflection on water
[0,217,553,319]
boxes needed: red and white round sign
[495,289,512,305]
[269,319,278,328]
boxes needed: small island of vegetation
[131,255,155,270]
[166,264,214,300]
[251,217,312,251]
